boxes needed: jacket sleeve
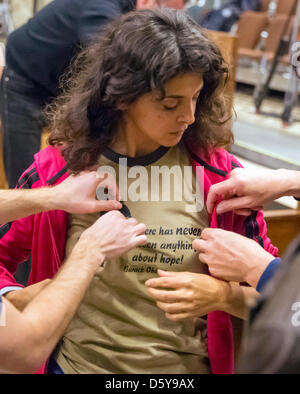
[0,164,40,291]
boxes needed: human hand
[193,228,274,287]
[4,279,51,311]
[145,269,228,320]
[75,210,147,266]
[52,171,122,214]
[206,168,295,215]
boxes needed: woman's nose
[177,103,195,125]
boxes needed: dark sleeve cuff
[256,258,282,292]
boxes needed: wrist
[43,185,65,211]
[214,278,232,312]
[279,169,300,199]
[72,233,106,269]
[244,252,272,288]
[31,186,61,212]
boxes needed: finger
[233,205,263,216]
[156,269,183,277]
[126,217,138,225]
[192,238,207,252]
[147,287,182,303]
[89,200,123,213]
[145,276,183,289]
[216,196,253,215]
[197,252,208,265]
[133,234,147,247]
[198,227,214,240]
[165,312,191,321]
[134,223,147,235]
[156,301,191,314]
[206,178,236,214]
[233,208,253,216]
[206,190,219,215]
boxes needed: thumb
[89,200,122,213]
[70,200,122,214]
[94,200,122,212]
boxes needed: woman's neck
[110,123,160,158]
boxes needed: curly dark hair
[47,8,233,172]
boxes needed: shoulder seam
[231,161,241,169]
[189,151,228,177]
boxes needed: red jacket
[0,145,278,374]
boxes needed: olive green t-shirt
[55,144,211,374]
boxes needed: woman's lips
[170,126,188,135]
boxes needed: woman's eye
[163,105,178,111]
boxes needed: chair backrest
[236,11,269,50]
[260,0,272,12]
[208,30,239,110]
[265,14,289,54]
[276,0,296,15]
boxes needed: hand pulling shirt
[55,143,211,374]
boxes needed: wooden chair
[276,0,296,16]
[236,11,269,58]
[260,0,272,12]
[264,204,300,255]
[208,30,239,111]
[260,0,296,15]
[238,13,289,62]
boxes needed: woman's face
[122,73,204,154]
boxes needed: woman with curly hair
[0,8,277,374]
